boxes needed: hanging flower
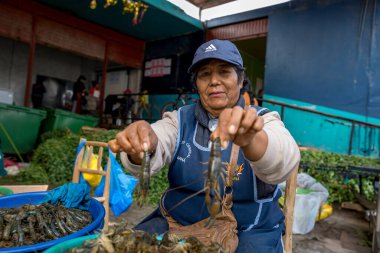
[89,0,149,25]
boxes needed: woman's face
[196,59,242,117]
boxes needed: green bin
[41,108,99,134]
[0,103,46,154]
[0,186,13,196]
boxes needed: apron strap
[159,192,179,225]
[223,143,239,208]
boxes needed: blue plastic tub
[0,191,105,253]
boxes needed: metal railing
[262,98,380,155]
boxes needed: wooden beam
[36,18,106,61]
[99,42,109,115]
[0,3,32,43]
[3,0,143,49]
[2,0,145,68]
[207,18,268,41]
[2,185,48,194]
[376,180,380,233]
[341,202,365,212]
[24,16,37,107]
[376,232,380,253]
[283,165,299,253]
[78,168,107,176]
[355,192,376,210]
[108,41,144,69]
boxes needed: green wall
[240,50,264,94]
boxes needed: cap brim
[187,55,242,74]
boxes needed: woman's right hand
[108,120,158,165]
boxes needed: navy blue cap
[188,39,243,73]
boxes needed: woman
[109,39,300,252]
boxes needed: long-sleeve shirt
[120,109,300,185]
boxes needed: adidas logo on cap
[205,44,217,52]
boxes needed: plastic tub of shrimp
[0,191,105,253]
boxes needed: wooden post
[24,16,37,107]
[374,179,380,253]
[72,138,86,183]
[283,165,299,253]
[98,42,109,115]
[102,152,112,232]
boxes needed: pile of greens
[15,129,169,205]
[300,150,380,203]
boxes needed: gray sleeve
[249,111,301,184]
[120,111,179,176]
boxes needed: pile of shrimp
[68,223,224,253]
[0,203,92,248]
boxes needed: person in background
[241,76,258,106]
[89,80,101,98]
[72,75,87,114]
[87,80,101,113]
[257,89,264,106]
[109,39,300,252]
[31,76,46,108]
[138,89,149,112]
[123,88,135,123]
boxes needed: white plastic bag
[280,173,329,234]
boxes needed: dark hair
[234,66,245,84]
[241,75,253,94]
[36,76,45,84]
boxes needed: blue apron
[136,104,285,253]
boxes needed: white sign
[144,58,172,77]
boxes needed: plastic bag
[280,173,329,234]
[75,140,91,186]
[82,146,102,188]
[41,182,91,210]
[316,203,333,221]
[94,147,138,216]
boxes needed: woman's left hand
[211,106,267,161]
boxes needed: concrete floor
[293,204,371,253]
[110,203,372,253]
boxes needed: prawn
[204,137,224,228]
[137,151,151,207]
